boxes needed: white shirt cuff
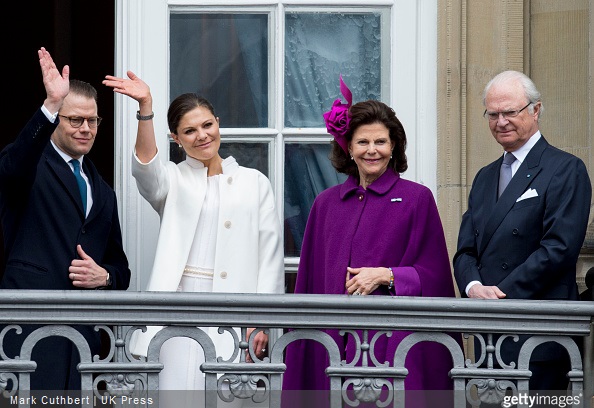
[465,280,481,296]
[41,105,58,123]
[133,147,159,165]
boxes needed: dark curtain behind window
[1,0,115,278]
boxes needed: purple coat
[283,169,457,393]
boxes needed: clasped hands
[346,266,392,296]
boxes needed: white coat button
[224,221,232,229]
[227,177,233,184]
[220,271,228,279]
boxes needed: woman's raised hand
[103,70,152,107]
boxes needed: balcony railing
[0,290,592,407]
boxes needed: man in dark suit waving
[0,47,130,390]
[453,70,591,391]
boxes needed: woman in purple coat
[282,78,458,401]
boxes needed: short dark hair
[167,93,215,135]
[69,79,98,103]
[329,99,407,176]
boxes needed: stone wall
[437,0,594,295]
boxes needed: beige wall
[437,0,594,295]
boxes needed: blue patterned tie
[498,153,516,198]
[70,159,87,213]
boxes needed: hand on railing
[245,328,268,363]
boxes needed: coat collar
[478,136,548,257]
[185,155,239,175]
[43,144,87,218]
[340,169,400,199]
[43,143,106,220]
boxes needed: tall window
[168,8,389,289]
[116,1,437,293]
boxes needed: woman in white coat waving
[103,71,284,393]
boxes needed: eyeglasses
[58,115,102,129]
[483,102,531,121]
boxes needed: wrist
[387,267,394,290]
[43,98,63,115]
[136,110,154,121]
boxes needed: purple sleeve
[391,266,421,296]
[395,188,455,298]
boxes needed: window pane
[170,13,268,128]
[168,140,269,178]
[169,138,186,164]
[284,143,347,257]
[219,142,269,177]
[285,13,382,127]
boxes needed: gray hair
[483,70,544,118]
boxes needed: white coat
[130,152,284,357]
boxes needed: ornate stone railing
[0,290,592,407]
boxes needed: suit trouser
[1,323,100,391]
[474,334,573,390]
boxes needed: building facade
[110,0,593,293]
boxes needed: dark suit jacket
[453,135,591,363]
[0,108,131,390]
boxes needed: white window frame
[114,0,437,291]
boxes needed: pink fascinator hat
[322,75,352,154]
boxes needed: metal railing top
[0,290,592,335]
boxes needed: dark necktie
[70,159,87,214]
[498,153,516,198]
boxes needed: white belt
[183,265,214,278]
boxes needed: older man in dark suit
[0,47,130,391]
[453,70,591,391]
